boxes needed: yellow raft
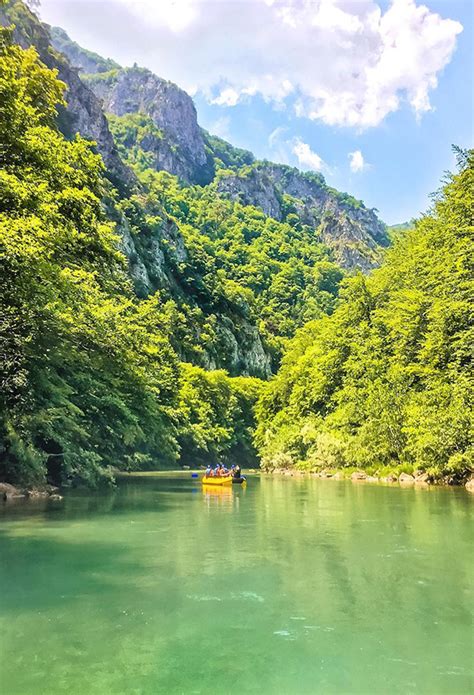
[201,475,233,486]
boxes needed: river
[0,473,472,694]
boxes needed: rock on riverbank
[0,483,63,502]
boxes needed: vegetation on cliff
[116,165,344,367]
[255,149,473,482]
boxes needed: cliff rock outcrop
[216,164,389,271]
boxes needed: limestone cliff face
[113,204,272,378]
[83,67,214,185]
[50,28,214,185]
[216,164,389,271]
[50,27,214,186]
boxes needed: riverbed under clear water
[0,473,472,694]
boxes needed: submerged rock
[331,472,345,480]
[26,490,51,499]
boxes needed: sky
[37,0,473,224]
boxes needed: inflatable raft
[201,476,232,486]
[201,475,247,486]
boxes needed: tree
[256,150,474,482]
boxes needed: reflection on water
[0,474,472,694]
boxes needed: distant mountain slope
[214,163,389,270]
[50,25,389,271]
[50,25,120,74]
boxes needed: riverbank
[2,465,473,502]
[264,468,474,492]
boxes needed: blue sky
[39,0,473,224]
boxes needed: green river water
[0,473,472,694]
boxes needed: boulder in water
[0,483,21,500]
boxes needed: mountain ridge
[49,24,390,272]
[0,2,387,380]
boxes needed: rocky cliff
[215,164,389,271]
[49,27,213,185]
[49,26,389,271]
[84,67,215,185]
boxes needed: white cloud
[292,138,325,171]
[119,0,198,33]
[349,150,366,173]
[211,87,241,107]
[40,0,463,129]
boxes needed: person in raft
[233,464,242,480]
[205,464,212,477]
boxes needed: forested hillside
[256,149,473,482]
[1,1,372,378]
[0,21,261,486]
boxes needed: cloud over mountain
[40,0,462,129]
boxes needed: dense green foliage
[2,3,470,488]
[388,221,415,241]
[178,364,261,468]
[143,171,343,356]
[0,29,262,486]
[106,113,345,365]
[106,112,164,171]
[256,150,474,482]
[202,130,254,170]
